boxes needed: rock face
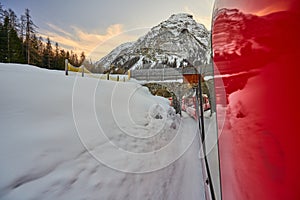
[96,13,211,73]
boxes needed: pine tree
[0,5,85,71]
[43,37,53,68]
[0,16,9,62]
[19,14,26,60]
[8,9,18,30]
[37,36,44,64]
[31,34,42,66]
[0,3,4,25]
[0,10,25,63]
[59,49,66,70]
[80,51,85,66]
[24,8,37,64]
[66,51,70,61]
[8,27,23,63]
[54,42,59,69]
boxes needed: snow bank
[0,63,205,200]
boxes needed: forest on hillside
[0,2,85,70]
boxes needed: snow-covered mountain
[96,13,211,72]
[96,42,134,69]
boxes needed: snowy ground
[0,63,207,200]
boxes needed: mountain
[96,13,211,73]
[96,42,134,69]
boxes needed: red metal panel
[212,0,300,199]
[183,74,200,85]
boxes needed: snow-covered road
[0,63,205,200]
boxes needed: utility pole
[197,73,216,200]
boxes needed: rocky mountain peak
[96,13,211,73]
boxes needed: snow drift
[0,63,205,200]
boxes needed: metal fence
[130,68,183,81]
[129,64,213,82]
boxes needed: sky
[1,0,214,61]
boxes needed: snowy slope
[0,63,205,200]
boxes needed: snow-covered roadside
[0,63,205,200]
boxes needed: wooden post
[81,65,84,77]
[128,70,131,80]
[65,59,68,76]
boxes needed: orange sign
[183,74,200,84]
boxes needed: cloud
[254,1,289,16]
[40,24,126,61]
[46,23,73,38]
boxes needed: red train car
[212,0,300,199]
[181,94,210,120]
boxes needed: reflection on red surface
[213,0,300,199]
[214,0,298,16]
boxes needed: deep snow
[0,63,206,200]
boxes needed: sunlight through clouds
[40,24,126,61]
[2,0,215,62]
